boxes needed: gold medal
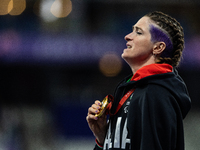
[95,96,109,117]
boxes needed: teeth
[127,46,131,48]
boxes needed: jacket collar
[130,63,173,81]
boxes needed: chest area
[103,93,134,150]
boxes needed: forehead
[134,16,152,31]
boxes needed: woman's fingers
[88,100,102,114]
[87,100,102,121]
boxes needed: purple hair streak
[149,25,173,57]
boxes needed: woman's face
[122,16,155,66]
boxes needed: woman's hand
[86,100,108,145]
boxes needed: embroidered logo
[124,101,130,113]
[124,106,128,113]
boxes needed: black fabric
[94,69,191,150]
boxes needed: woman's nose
[124,33,132,41]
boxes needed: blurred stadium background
[0,0,199,150]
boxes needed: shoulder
[135,83,172,98]
[146,84,171,96]
[133,83,176,109]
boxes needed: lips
[126,43,132,49]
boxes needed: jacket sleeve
[128,85,184,150]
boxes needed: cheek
[136,38,153,51]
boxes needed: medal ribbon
[106,89,135,116]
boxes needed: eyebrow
[132,26,143,31]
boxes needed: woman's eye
[136,31,142,35]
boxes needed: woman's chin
[121,51,128,59]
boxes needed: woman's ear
[153,42,166,55]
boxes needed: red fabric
[131,63,173,81]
